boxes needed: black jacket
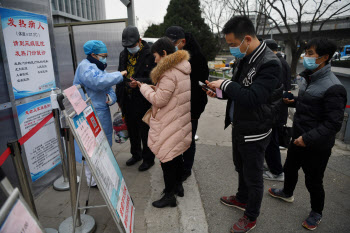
[116,40,156,116]
[220,42,281,141]
[183,32,209,119]
[276,52,291,126]
[288,64,347,149]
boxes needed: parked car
[143,38,159,46]
[340,45,350,57]
[340,55,350,61]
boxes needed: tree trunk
[290,47,305,78]
[290,53,300,78]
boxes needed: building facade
[51,0,106,24]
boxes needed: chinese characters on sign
[0,199,43,233]
[63,85,87,115]
[16,97,61,182]
[117,180,135,233]
[69,100,134,232]
[0,8,56,99]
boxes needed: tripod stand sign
[58,85,135,233]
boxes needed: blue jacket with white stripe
[220,42,281,142]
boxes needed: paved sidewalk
[194,97,350,233]
[34,92,350,233]
[332,66,350,78]
[35,103,208,232]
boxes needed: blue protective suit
[73,59,123,162]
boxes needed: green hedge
[332,60,350,68]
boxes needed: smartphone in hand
[199,81,216,93]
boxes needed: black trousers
[265,126,283,175]
[161,155,184,193]
[233,130,271,221]
[283,143,331,215]
[182,119,198,173]
[124,109,155,163]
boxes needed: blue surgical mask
[99,57,107,64]
[229,38,249,59]
[303,56,323,70]
[127,45,140,54]
[175,41,182,51]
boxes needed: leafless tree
[201,0,349,75]
[258,0,350,76]
[200,0,231,54]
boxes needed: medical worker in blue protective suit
[73,40,127,187]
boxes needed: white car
[340,55,350,61]
[143,38,159,46]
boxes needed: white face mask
[127,45,140,54]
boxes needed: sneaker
[230,215,256,233]
[263,164,269,171]
[195,135,199,141]
[263,171,284,182]
[302,210,322,231]
[268,188,294,202]
[220,195,247,211]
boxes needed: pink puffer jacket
[140,50,192,163]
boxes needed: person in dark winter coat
[115,26,156,171]
[263,39,292,182]
[268,38,347,231]
[205,16,281,233]
[165,26,208,181]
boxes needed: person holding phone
[268,38,346,231]
[165,26,209,181]
[204,16,281,233]
[116,26,156,171]
[135,37,192,208]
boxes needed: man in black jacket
[263,39,292,182]
[268,38,347,231]
[116,26,155,171]
[206,16,281,232]
[165,26,208,181]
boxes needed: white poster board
[0,199,43,233]
[67,96,134,233]
[16,97,61,182]
[0,7,56,99]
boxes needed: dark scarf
[86,55,107,71]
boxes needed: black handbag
[278,126,292,148]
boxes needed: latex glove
[106,94,113,105]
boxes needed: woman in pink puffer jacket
[137,37,192,208]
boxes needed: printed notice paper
[0,8,56,99]
[0,200,43,233]
[76,120,96,157]
[64,85,87,115]
[16,97,61,182]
